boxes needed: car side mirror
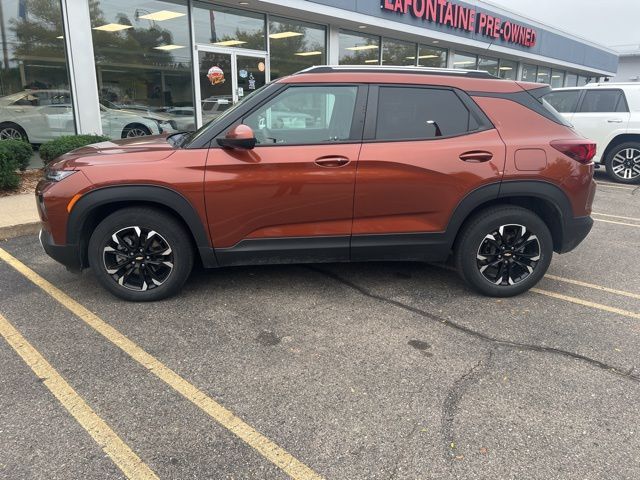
[217,124,256,150]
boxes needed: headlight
[45,169,77,182]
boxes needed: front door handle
[315,156,351,168]
[459,151,493,163]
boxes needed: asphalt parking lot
[1,171,639,480]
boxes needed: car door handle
[314,156,351,168]
[459,151,493,163]
[607,119,624,123]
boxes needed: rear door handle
[607,119,624,123]
[459,151,493,163]
[314,156,351,168]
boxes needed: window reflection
[339,31,380,65]
[0,0,75,145]
[453,52,477,70]
[193,3,265,50]
[382,38,416,66]
[269,16,325,79]
[521,64,537,82]
[417,45,447,68]
[498,59,518,80]
[90,0,194,139]
[478,56,498,76]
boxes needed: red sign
[381,0,537,48]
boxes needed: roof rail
[295,65,500,79]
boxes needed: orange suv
[36,66,596,301]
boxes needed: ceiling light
[56,35,64,39]
[405,56,416,60]
[239,1,249,4]
[552,75,561,78]
[154,44,185,50]
[453,61,475,65]
[93,23,133,32]
[499,66,513,70]
[213,39,247,46]
[418,54,438,59]
[269,31,303,39]
[138,10,185,21]
[346,45,379,51]
[364,59,379,63]
[358,25,367,29]
[294,51,323,56]
[432,40,439,44]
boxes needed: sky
[483,0,639,50]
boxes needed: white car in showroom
[544,83,640,184]
[0,90,170,143]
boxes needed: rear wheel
[0,123,28,142]
[121,123,151,138]
[88,208,193,301]
[605,142,640,184]
[454,206,553,297]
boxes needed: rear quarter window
[544,90,580,113]
[375,86,480,141]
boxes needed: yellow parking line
[0,247,323,480]
[0,313,158,480]
[592,212,640,222]
[531,288,640,320]
[593,218,640,228]
[544,274,640,301]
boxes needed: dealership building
[0,0,618,141]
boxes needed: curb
[0,222,40,241]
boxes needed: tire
[88,207,194,301]
[604,142,640,184]
[121,123,152,138]
[0,122,28,142]
[454,206,553,297]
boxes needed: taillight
[551,140,597,164]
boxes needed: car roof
[281,65,531,94]
[551,83,640,91]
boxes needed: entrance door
[194,46,267,128]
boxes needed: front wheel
[88,208,194,301]
[605,142,640,184]
[121,123,152,138]
[454,206,553,297]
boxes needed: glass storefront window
[90,0,194,139]
[417,45,447,68]
[0,0,75,148]
[478,56,499,76]
[382,38,416,66]
[537,66,551,84]
[550,69,565,88]
[452,52,477,70]
[565,73,578,87]
[498,59,518,80]
[339,31,380,65]
[269,16,325,79]
[193,3,265,51]
[521,64,537,82]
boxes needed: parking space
[1,173,639,480]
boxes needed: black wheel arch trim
[444,179,576,251]
[68,184,218,268]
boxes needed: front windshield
[181,83,269,147]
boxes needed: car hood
[52,135,176,169]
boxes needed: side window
[544,90,580,113]
[579,90,628,113]
[375,87,477,141]
[243,85,358,145]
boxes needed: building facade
[0,0,618,142]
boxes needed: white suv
[544,83,640,184]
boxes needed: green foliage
[0,139,34,171]
[39,135,110,164]
[0,150,20,191]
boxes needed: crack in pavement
[307,267,640,384]
[441,350,495,464]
